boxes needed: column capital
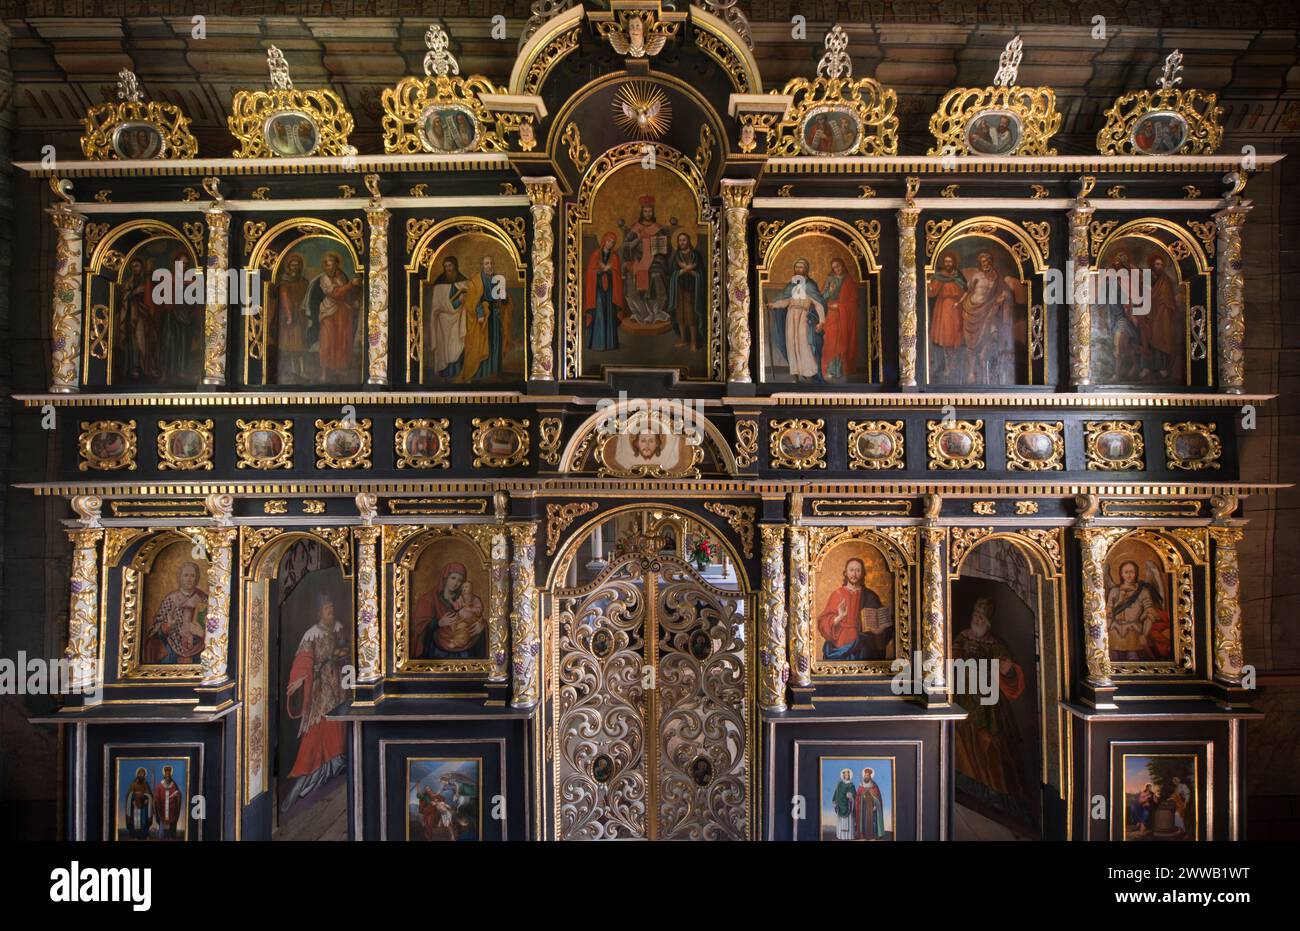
[720,177,756,208]
[524,175,560,206]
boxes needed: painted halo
[799,105,864,156]
[418,103,480,154]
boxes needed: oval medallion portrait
[325,427,364,460]
[800,106,863,155]
[855,430,896,461]
[1096,430,1135,462]
[247,429,284,461]
[939,429,974,459]
[420,104,479,154]
[111,121,164,160]
[403,427,441,461]
[1014,431,1055,462]
[1131,110,1189,156]
[964,110,1022,156]
[263,110,320,157]
[166,429,206,462]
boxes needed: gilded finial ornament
[381,23,508,155]
[927,34,1060,156]
[1097,48,1223,155]
[766,24,898,157]
[50,176,74,206]
[228,45,356,157]
[80,68,198,160]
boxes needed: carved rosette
[195,527,237,685]
[1067,200,1095,386]
[65,529,103,691]
[897,202,921,388]
[202,204,231,385]
[508,522,540,708]
[50,205,87,393]
[1075,526,1126,686]
[787,527,812,687]
[1214,204,1249,394]
[721,180,755,383]
[489,528,510,681]
[920,525,947,692]
[1210,527,1245,683]
[759,525,789,711]
[365,203,391,385]
[354,526,381,682]
[526,177,559,380]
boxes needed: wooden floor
[953,804,1036,841]
[272,778,349,842]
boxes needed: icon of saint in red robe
[282,593,348,812]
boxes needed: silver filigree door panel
[553,548,750,840]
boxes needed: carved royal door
[552,543,750,839]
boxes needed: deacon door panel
[553,549,750,840]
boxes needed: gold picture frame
[1105,529,1201,677]
[315,418,373,470]
[381,25,521,155]
[395,417,451,469]
[926,419,985,471]
[234,419,294,470]
[1004,421,1064,472]
[118,530,207,680]
[1085,421,1145,471]
[806,526,915,677]
[927,36,1061,156]
[847,420,905,470]
[1164,422,1221,471]
[156,419,214,472]
[767,26,898,158]
[1097,50,1223,156]
[390,525,498,674]
[229,46,356,158]
[79,420,137,472]
[770,418,827,470]
[471,418,530,468]
[81,70,198,161]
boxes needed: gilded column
[65,527,104,693]
[488,527,510,682]
[920,524,947,693]
[1075,525,1125,687]
[1214,201,1249,394]
[365,178,391,386]
[200,180,231,386]
[721,179,755,383]
[787,526,811,687]
[48,181,86,394]
[1067,179,1095,387]
[508,522,540,708]
[1210,527,1245,683]
[195,527,237,685]
[524,177,559,381]
[354,526,382,682]
[759,525,789,712]
[896,178,921,388]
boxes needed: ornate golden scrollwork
[78,420,137,471]
[927,35,1061,156]
[766,25,899,157]
[1084,421,1145,471]
[229,46,356,158]
[382,25,512,155]
[1164,421,1222,471]
[1004,421,1064,472]
[393,417,450,469]
[702,502,755,559]
[81,69,198,161]
[314,417,372,469]
[546,501,598,555]
[561,121,591,170]
[733,418,759,469]
[472,417,531,468]
[847,419,905,470]
[1097,50,1223,156]
[769,418,826,470]
[538,417,563,465]
[927,419,985,471]
[156,419,215,471]
[235,419,293,470]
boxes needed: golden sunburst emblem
[612,82,672,139]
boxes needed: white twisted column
[759,525,789,712]
[1210,527,1245,684]
[48,187,86,393]
[787,526,811,687]
[1067,188,1095,387]
[201,189,231,386]
[897,182,921,388]
[525,177,559,381]
[721,179,755,383]
[365,190,391,386]
[509,522,540,708]
[354,526,382,682]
